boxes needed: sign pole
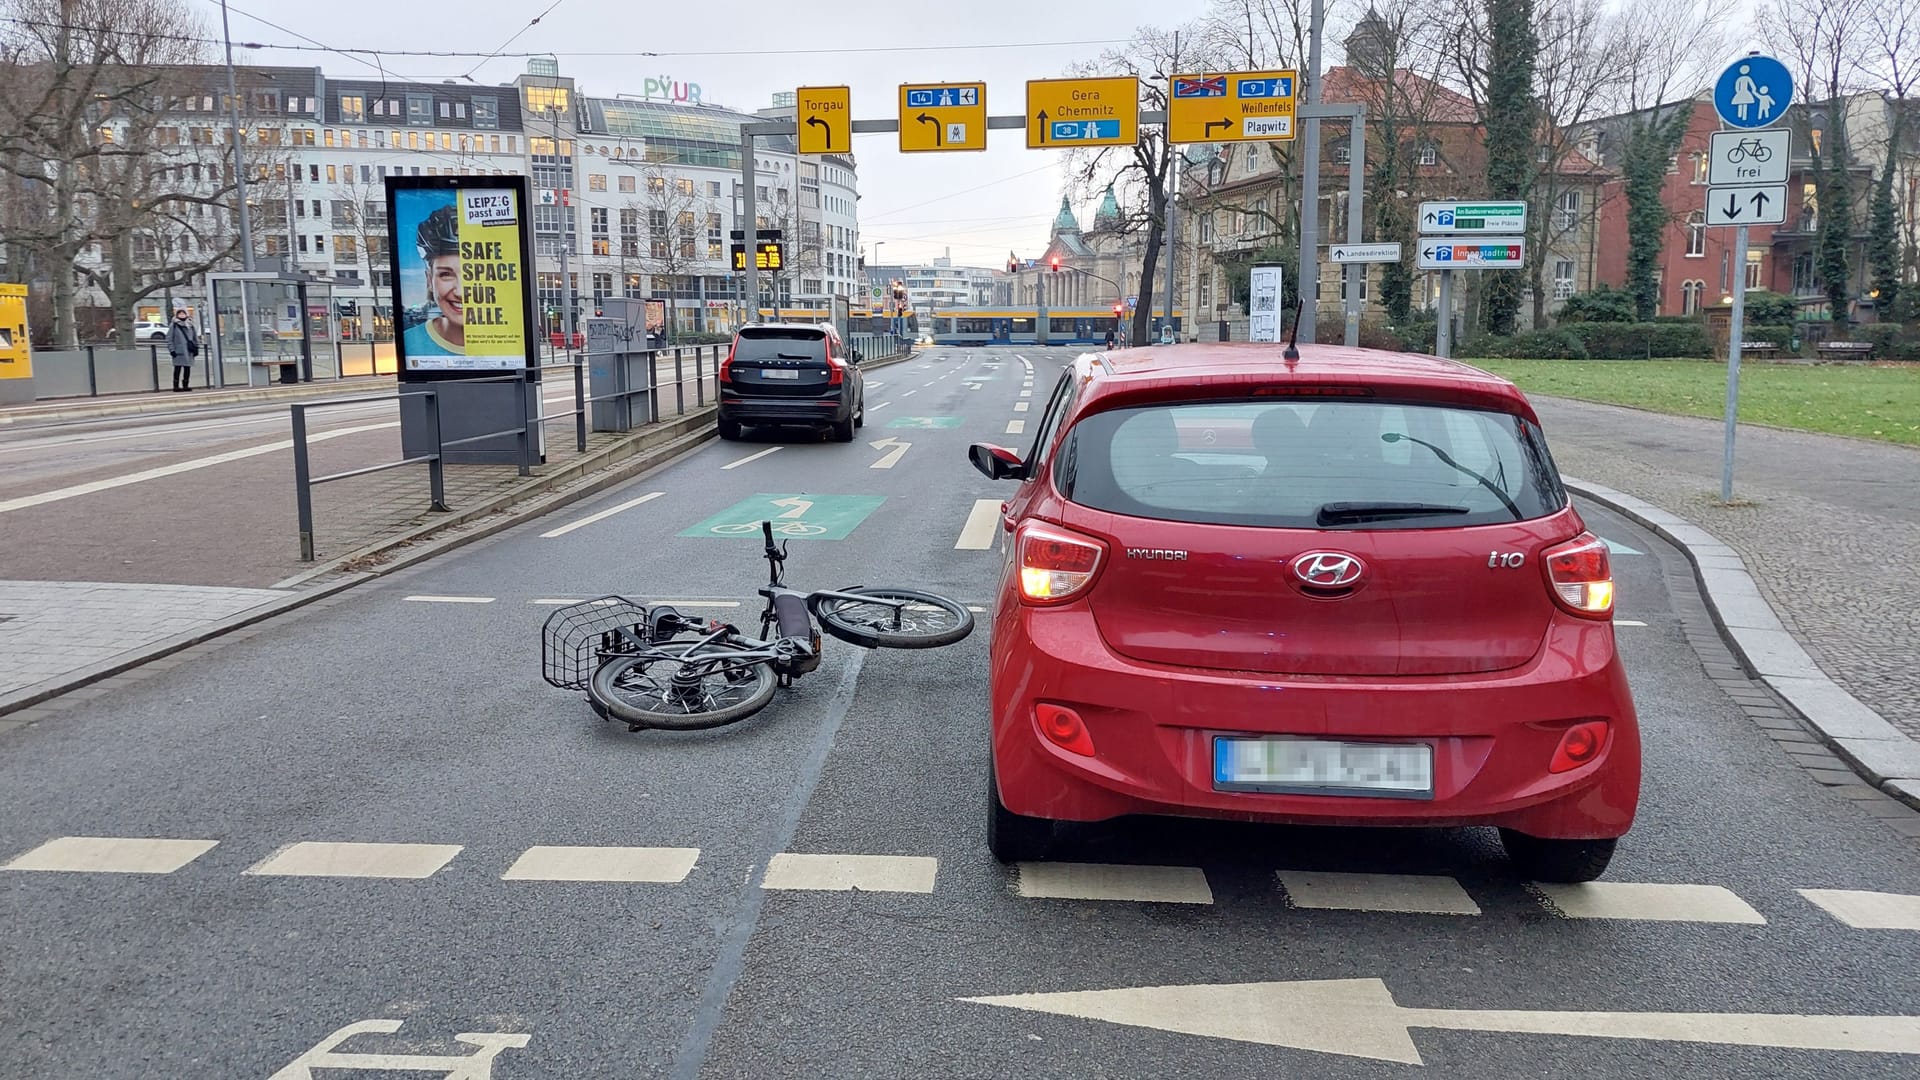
[1435,269,1453,359]
[1297,0,1325,346]
[1721,222,1748,502]
[741,128,758,320]
[1344,112,1365,347]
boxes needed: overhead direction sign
[1707,129,1789,186]
[1417,239,1526,271]
[1330,242,1403,264]
[1167,70,1297,144]
[1027,76,1138,149]
[796,86,851,154]
[1706,184,1787,227]
[1713,54,1793,130]
[1418,201,1527,234]
[899,82,987,152]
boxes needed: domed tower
[1345,6,1394,79]
[1051,194,1082,241]
[1092,184,1123,232]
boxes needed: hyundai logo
[1292,551,1365,589]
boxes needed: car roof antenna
[1282,294,1304,363]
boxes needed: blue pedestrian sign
[1713,55,1792,130]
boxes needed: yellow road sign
[1166,70,1297,144]
[1025,76,1138,149]
[898,82,988,152]
[796,85,851,154]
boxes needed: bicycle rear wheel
[813,588,974,649]
[588,643,778,730]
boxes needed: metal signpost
[1417,201,1527,358]
[1707,52,1794,501]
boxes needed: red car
[971,344,1639,882]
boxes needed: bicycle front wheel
[588,644,778,730]
[813,588,974,649]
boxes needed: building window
[406,95,432,124]
[1682,279,1704,314]
[1553,259,1576,300]
[708,181,722,197]
[677,211,697,259]
[649,175,667,194]
[1692,152,1709,185]
[1686,212,1705,257]
[625,273,644,299]
[593,273,613,304]
[708,213,723,261]
[676,178,694,196]
[334,236,357,265]
[1746,248,1764,290]
[407,131,419,150]
[1331,142,1350,164]
[326,164,337,183]
[1199,270,1214,310]
[1199,212,1214,243]
[650,209,668,258]
[620,209,640,257]
[439,101,451,119]
[589,174,607,192]
[525,85,570,114]
[1417,143,1437,166]
[473,98,498,128]
[618,175,635,193]
[1556,190,1581,231]
[591,207,610,256]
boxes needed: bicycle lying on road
[541,521,974,730]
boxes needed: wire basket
[541,596,651,690]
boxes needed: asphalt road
[2,345,1917,1079]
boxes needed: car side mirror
[850,348,863,363]
[969,442,1025,481]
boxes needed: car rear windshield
[734,328,828,363]
[1054,399,1567,529]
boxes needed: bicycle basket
[540,596,651,690]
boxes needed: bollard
[424,390,448,512]
[695,347,705,407]
[673,348,685,416]
[516,374,532,477]
[292,404,315,561]
[86,346,98,396]
[149,345,161,391]
[573,359,587,453]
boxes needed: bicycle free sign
[680,494,886,541]
[1708,129,1789,186]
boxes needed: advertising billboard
[386,175,538,379]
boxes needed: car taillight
[1035,703,1095,757]
[1017,522,1105,604]
[1543,532,1613,618]
[718,342,737,383]
[825,354,846,386]
[1549,720,1610,773]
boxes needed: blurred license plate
[1213,737,1432,798]
[761,369,801,379]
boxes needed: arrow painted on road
[964,978,1920,1065]
[1204,118,1232,137]
[868,436,911,469]
[1724,192,1743,219]
[771,496,813,519]
[916,112,941,146]
[1035,110,1049,143]
[804,115,832,149]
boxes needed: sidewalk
[0,375,392,428]
[1533,397,1920,743]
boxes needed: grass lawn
[1467,358,1920,447]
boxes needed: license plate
[1213,737,1433,798]
[760,369,801,380]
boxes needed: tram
[926,308,1184,346]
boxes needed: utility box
[0,283,31,405]
[585,317,633,431]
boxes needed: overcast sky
[213,0,1219,270]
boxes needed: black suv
[717,324,866,442]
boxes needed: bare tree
[629,163,719,334]
[1861,0,1918,314]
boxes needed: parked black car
[717,324,865,442]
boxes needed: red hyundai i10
[970,344,1639,882]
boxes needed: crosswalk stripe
[1013,862,1214,905]
[2,836,218,875]
[1798,889,1920,930]
[1278,871,1483,915]
[955,499,1002,550]
[244,842,462,880]
[503,846,700,883]
[762,853,938,893]
[1534,881,1767,924]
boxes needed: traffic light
[1006,257,1018,274]
[1049,255,1062,273]
[1113,303,1123,317]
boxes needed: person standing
[166,308,199,391]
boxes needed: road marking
[869,400,892,412]
[1601,538,1645,556]
[1014,402,1030,412]
[503,845,700,883]
[1006,420,1026,435]
[961,977,1920,1065]
[866,381,884,388]
[1013,862,1214,904]
[956,499,1002,550]
[245,841,462,879]
[721,446,783,470]
[682,493,885,541]
[539,490,666,538]
[1533,881,1766,923]
[903,389,918,397]
[1799,889,1920,930]
[868,437,911,469]
[2,836,218,874]
[1278,872,1482,915]
[0,421,399,515]
[967,605,987,612]
[272,1019,530,1078]
[1020,390,1032,397]
[761,853,938,893]
[646,600,742,608]
[1614,619,1647,626]
[403,595,496,604]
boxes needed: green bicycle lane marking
[680,493,887,541]
[887,416,964,430]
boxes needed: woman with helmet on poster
[402,205,464,357]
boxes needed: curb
[1565,476,1920,810]
[0,350,920,720]
[0,377,393,428]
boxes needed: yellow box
[0,283,30,381]
[1167,70,1297,144]
[1026,76,1139,149]
[898,82,987,153]
[797,86,852,155]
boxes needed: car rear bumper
[991,604,1641,839]
[718,393,851,426]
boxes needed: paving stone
[1806,768,1871,787]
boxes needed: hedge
[1558,321,1712,359]
[1462,329,1589,360]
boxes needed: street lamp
[219,0,255,271]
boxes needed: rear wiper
[774,352,815,360]
[1381,433,1525,521]
[1315,501,1471,526]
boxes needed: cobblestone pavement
[0,581,286,699]
[1535,397,1920,741]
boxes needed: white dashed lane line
[955,500,1001,550]
[1006,420,1026,435]
[403,595,495,604]
[722,446,783,470]
[539,490,666,538]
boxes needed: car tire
[853,399,865,429]
[718,417,743,441]
[988,760,1054,863]
[1500,829,1617,883]
[831,415,855,443]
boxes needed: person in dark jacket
[166,308,199,391]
